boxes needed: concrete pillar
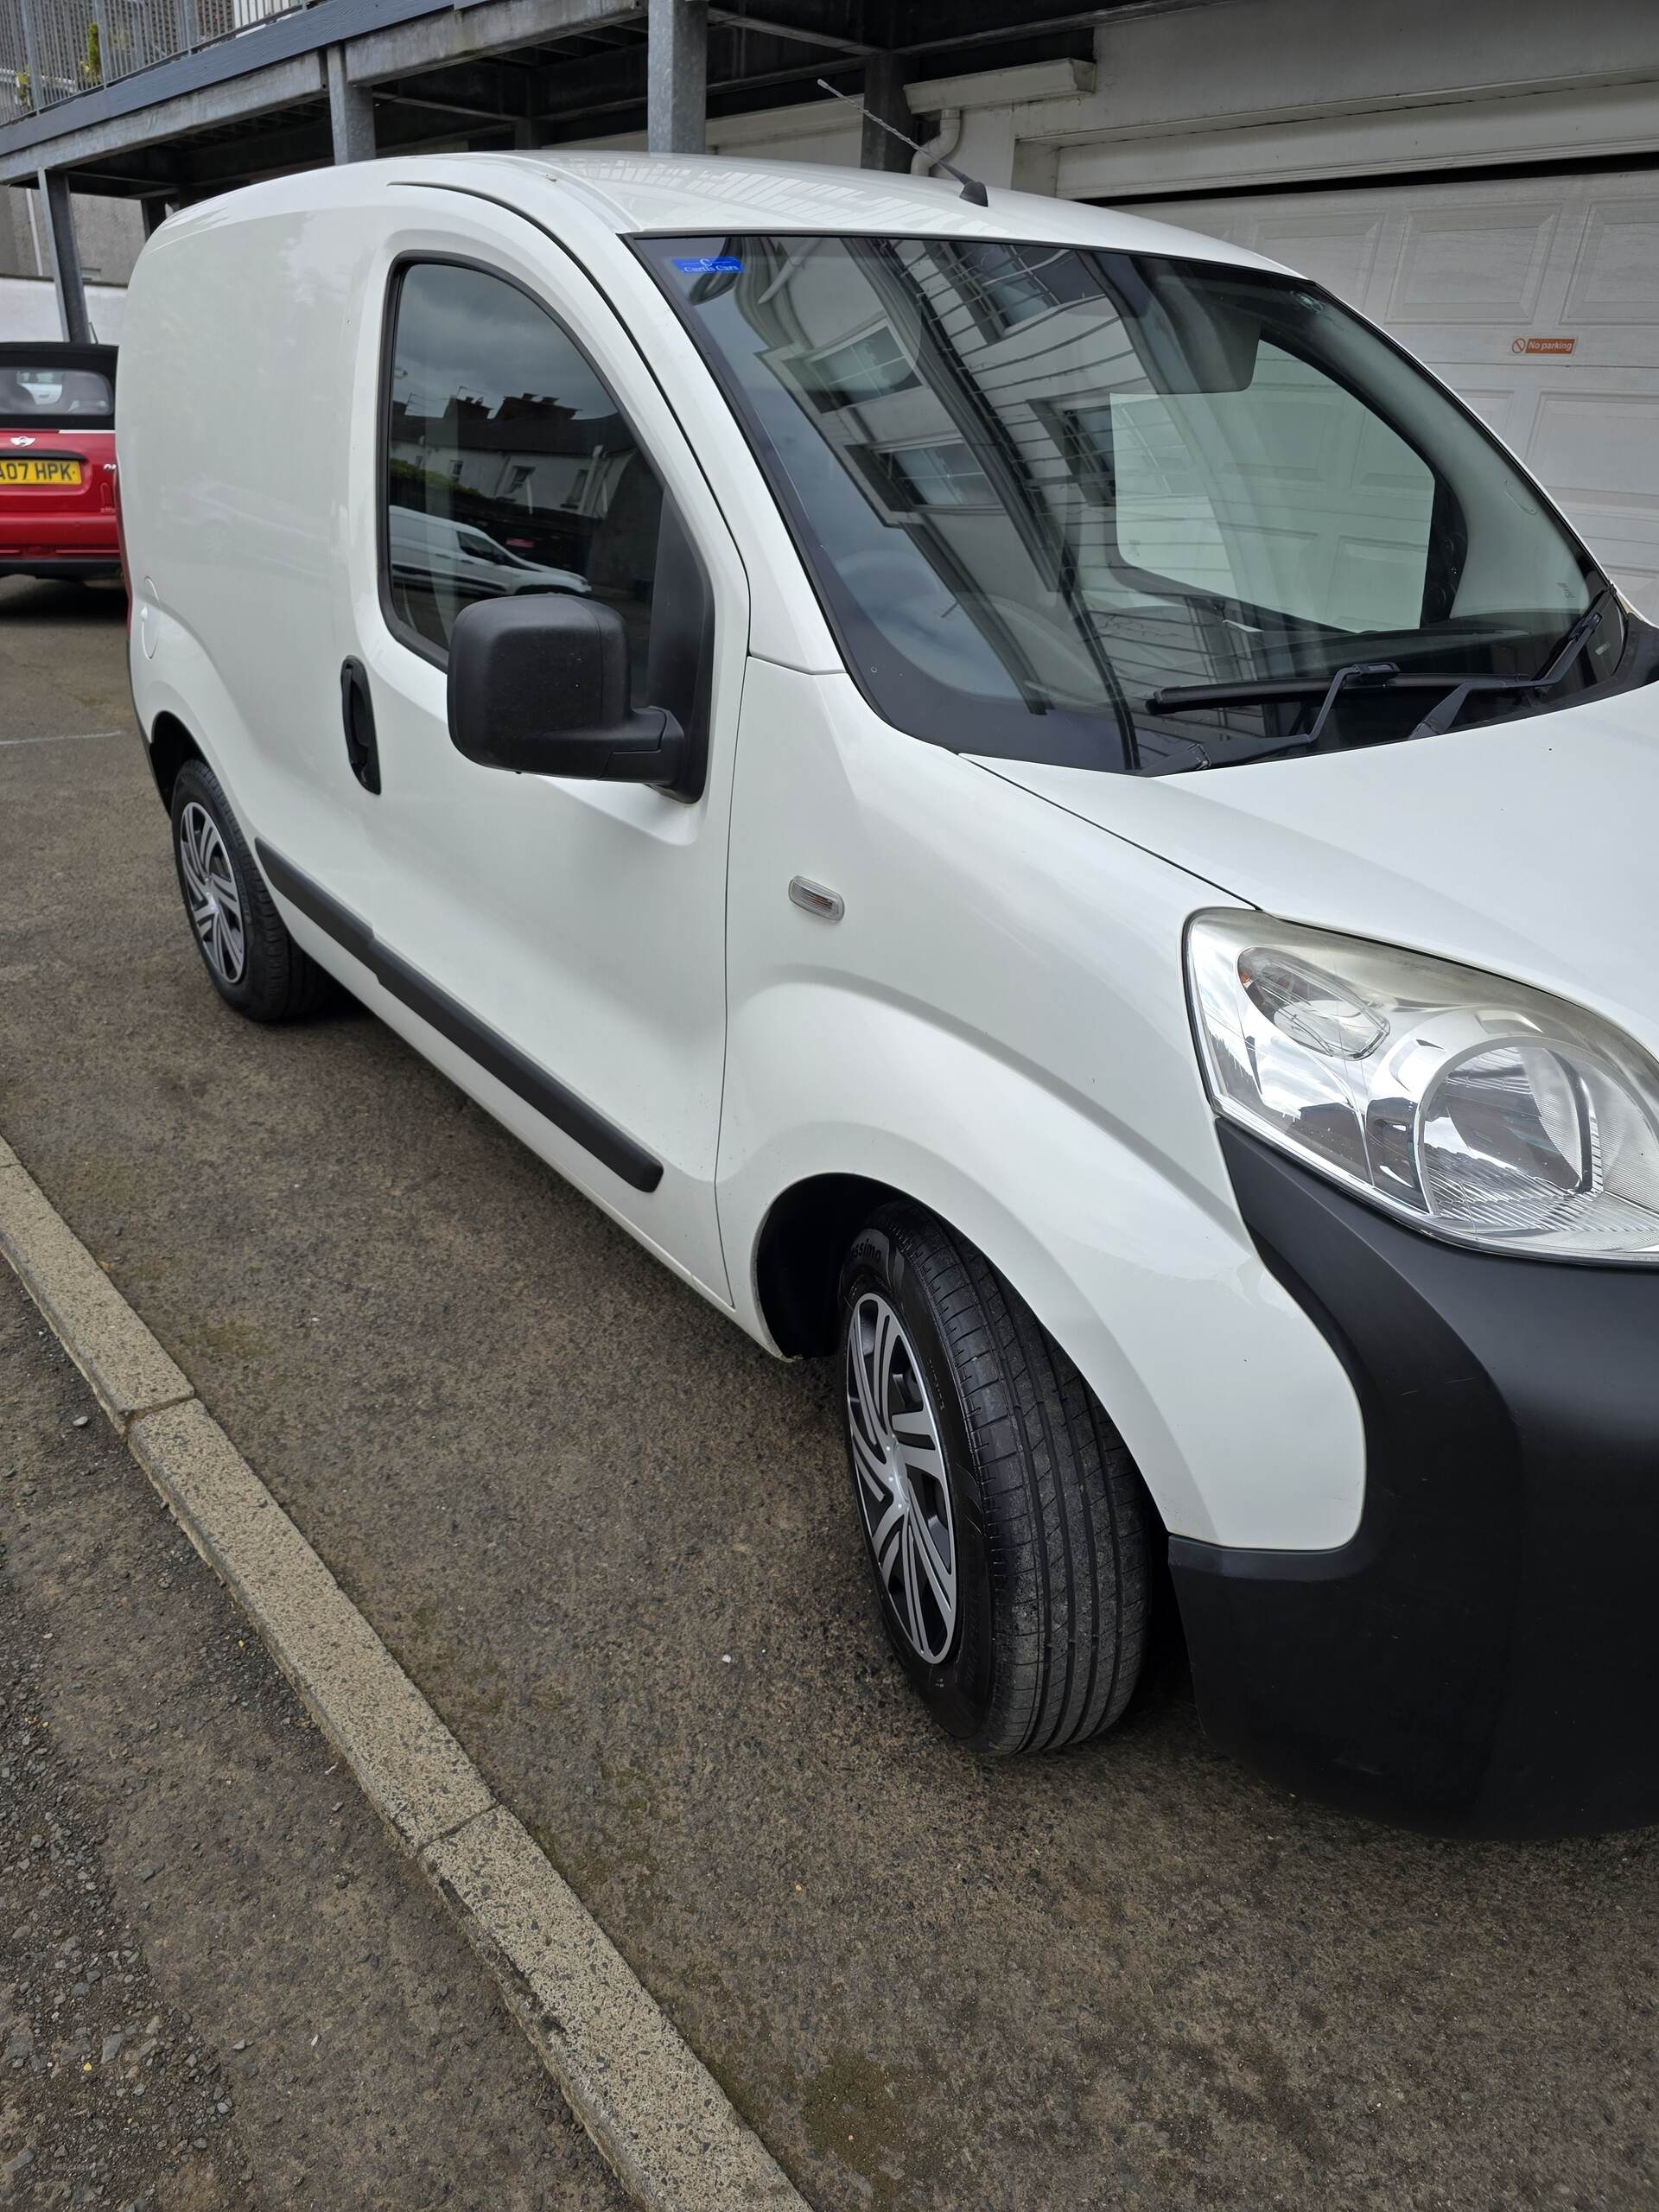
[327,47,376,164]
[0,187,29,277]
[511,116,537,149]
[38,171,92,344]
[860,52,911,172]
[646,0,706,156]
[141,195,172,237]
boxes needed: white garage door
[1136,171,1659,618]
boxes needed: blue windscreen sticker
[672,255,742,274]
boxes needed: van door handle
[340,658,381,794]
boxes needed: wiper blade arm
[1146,658,1401,742]
[1147,663,1399,715]
[1304,661,1401,749]
[1540,589,1611,680]
[1407,590,1610,740]
[1146,594,1614,745]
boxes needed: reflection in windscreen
[641,236,1613,773]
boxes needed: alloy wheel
[845,1291,958,1662]
[177,800,247,986]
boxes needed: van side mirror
[447,594,684,785]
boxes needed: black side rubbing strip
[256,841,375,968]
[253,840,663,1194]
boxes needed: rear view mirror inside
[1114,262,1263,393]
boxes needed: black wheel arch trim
[253,838,663,1195]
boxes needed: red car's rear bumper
[0,557,123,578]
[0,563,123,588]
[1,512,121,571]
[1,425,120,576]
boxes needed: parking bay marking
[0,729,130,748]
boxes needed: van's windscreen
[636,234,1622,774]
[0,363,114,429]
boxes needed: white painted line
[0,728,129,747]
[0,1141,808,2212]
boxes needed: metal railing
[1,0,317,128]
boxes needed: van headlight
[1186,912,1659,1262]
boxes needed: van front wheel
[169,760,332,1022]
[837,1203,1148,1755]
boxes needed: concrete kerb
[0,1157,194,1434]
[127,1397,494,1853]
[0,1144,809,2212]
[428,1808,805,2210]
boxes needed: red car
[0,342,120,584]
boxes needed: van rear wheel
[169,760,332,1022]
[837,1203,1148,1755]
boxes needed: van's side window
[383,261,664,692]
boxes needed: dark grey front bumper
[1172,1123,1659,1839]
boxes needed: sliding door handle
[340,658,381,795]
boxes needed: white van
[118,154,1659,1839]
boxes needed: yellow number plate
[0,456,82,486]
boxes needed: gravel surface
[2,1546,256,2210]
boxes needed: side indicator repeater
[788,877,844,922]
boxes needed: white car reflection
[389,505,592,601]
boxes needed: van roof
[357,152,1281,273]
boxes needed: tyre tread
[865,1204,1148,1756]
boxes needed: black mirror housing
[447,594,684,784]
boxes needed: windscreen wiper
[1403,589,1610,739]
[1147,658,1402,723]
[1144,591,1613,743]
[1144,657,1402,754]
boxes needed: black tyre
[169,760,332,1022]
[837,1202,1148,1755]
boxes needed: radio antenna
[817,78,989,207]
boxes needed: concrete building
[3,0,1656,607]
[0,177,139,280]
